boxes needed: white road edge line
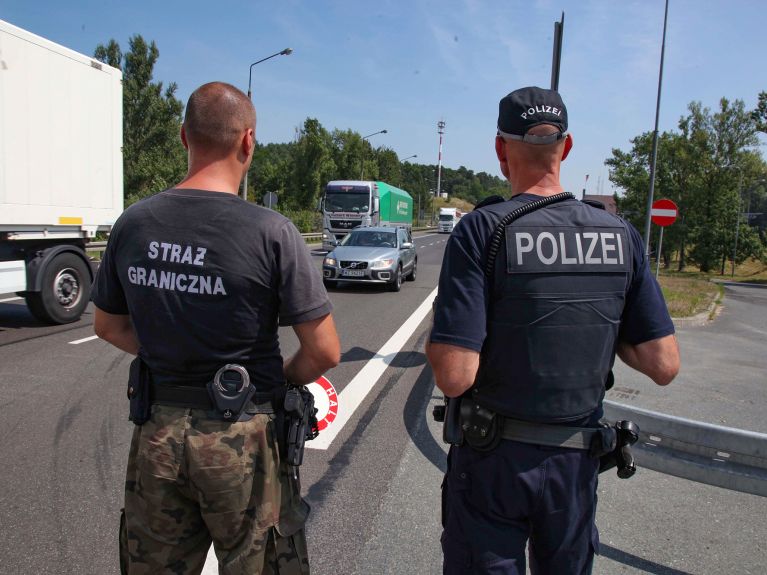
[0,296,22,303]
[69,335,99,345]
[203,288,439,573]
[307,285,438,451]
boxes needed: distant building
[582,194,617,215]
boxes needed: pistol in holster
[595,420,640,478]
[127,357,151,426]
[274,385,319,468]
[433,395,465,446]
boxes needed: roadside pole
[656,226,665,279]
[650,198,678,278]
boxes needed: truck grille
[330,220,362,230]
[340,261,368,269]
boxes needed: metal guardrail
[85,237,765,497]
[88,228,437,253]
[87,233,325,253]
[604,401,767,497]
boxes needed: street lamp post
[241,47,293,201]
[642,0,670,257]
[722,164,743,277]
[359,129,387,180]
[401,154,417,162]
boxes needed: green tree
[751,91,767,134]
[249,142,294,203]
[95,36,186,205]
[330,129,365,180]
[608,97,765,273]
[289,118,336,209]
[376,148,401,185]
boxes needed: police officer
[92,82,340,574]
[426,86,680,575]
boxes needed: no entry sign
[651,199,678,227]
[305,376,338,431]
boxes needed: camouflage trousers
[119,404,311,574]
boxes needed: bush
[278,209,322,233]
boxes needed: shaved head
[505,124,566,170]
[183,82,256,156]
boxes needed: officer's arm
[284,313,341,385]
[617,334,680,386]
[425,341,480,398]
[93,307,140,355]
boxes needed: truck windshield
[439,214,455,221]
[341,231,397,248]
[324,191,370,213]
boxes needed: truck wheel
[406,258,417,281]
[25,253,91,324]
[388,265,402,292]
[323,279,338,289]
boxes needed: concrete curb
[711,279,767,290]
[671,297,720,328]
[672,280,767,328]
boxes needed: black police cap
[498,86,568,145]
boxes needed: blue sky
[4,1,766,197]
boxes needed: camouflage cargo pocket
[275,461,310,537]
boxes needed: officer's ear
[180,125,189,151]
[495,134,506,162]
[495,135,510,179]
[244,128,255,155]
[561,133,573,161]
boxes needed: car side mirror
[401,242,413,250]
[323,230,338,247]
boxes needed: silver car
[322,227,417,292]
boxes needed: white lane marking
[308,286,438,450]
[202,549,217,574]
[69,335,99,345]
[0,296,22,303]
[416,233,438,240]
[205,288,442,573]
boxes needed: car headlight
[324,257,337,266]
[371,258,395,269]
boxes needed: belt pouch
[462,399,501,452]
[127,357,151,425]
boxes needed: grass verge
[657,257,766,317]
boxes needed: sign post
[650,198,678,278]
[263,191,278,210]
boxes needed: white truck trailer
[0,20,123,323]
[438,207,463,233]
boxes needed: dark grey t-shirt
[91,188,332,389]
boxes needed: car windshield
[439,214,455,221]
[341,231,397,248]
[324,191,370,213]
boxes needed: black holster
[274,385,319,468]
[597,420,640,478]
[127,357,151,426]
[433,396,465,446]
[460,399,502,452]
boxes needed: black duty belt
[501,417,601,450]
[150,381,275,414]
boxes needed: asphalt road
[0,237,765,575]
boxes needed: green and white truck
[321,180,413,250]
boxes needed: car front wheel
[406,258,417,281]
[387,265,402,292]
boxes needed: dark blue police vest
[474,198,633,423]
